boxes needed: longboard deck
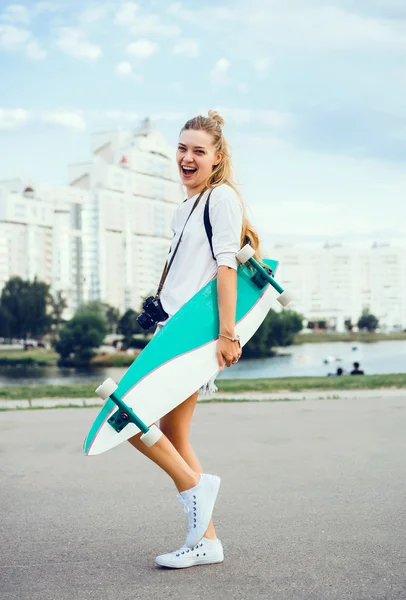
[84,258,278,455]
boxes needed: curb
[0,389,405,410]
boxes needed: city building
[69,119,183,313]
[274,242,406,331]
[0,180,88,311]
[0,120,184,316]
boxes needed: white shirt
[159,184,243,321]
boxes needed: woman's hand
[216,335,242,371]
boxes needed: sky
[0,0,406,249]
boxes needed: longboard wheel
[141,425,163,447]
[277,290,293,307]
[95,378,118,401]
[236,244,255,264]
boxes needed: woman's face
[177,129,222,195]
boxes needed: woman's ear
[213,152,223,167]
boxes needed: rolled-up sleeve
[210,186,243,270]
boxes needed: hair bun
[208,110,225,128]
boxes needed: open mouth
[181,166,197,176]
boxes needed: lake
[1,340,406,387]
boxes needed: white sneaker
[156,537,224,569]
[177,474,221,548]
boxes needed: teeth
[183,166,196,172]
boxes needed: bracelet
[219,333,241,343]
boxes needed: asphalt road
[1,396,406,600]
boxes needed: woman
[128,111,262,568]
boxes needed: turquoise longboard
[83,245,292,455]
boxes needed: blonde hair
[180,110,263,262]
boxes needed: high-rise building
[0,180,89,311]
[0,120,184,316]
[274,243,406,331]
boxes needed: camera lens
[136,312,154,330]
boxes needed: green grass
[294,332,406,344]
[1,373,406,401]
[0,384,97,400]
[216,374,406,392]
[0,349,58,366]
[0,349,138,368]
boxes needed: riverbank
[294,332,406,344]
[1,373,406,402]
[0,349,141,367]
[1,331,405,368]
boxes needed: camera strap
[156,189,207,298]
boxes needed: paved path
[1,387,406,409]
[1,396,406,600]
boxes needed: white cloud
[253,57,271,77]
[114,2,139,26]
[243,2,406,53]
[211,7,231,19]
[114,3,180,36]
[237,83,249,94]
[116,61,132,76]
[79,5,111,26]
[260,110,292,127]
[173,38,199,57]
[0,24,30,50]
[167,3,237,30]
[26,40,47,60]
[167,3,182,15]
[1,4,30,24]
[33,2,59,14]
[153,111,185,123]
[0,24,47,60]
[210,58,230,83]
[130,14,180,36]
[56,28,102,60]
[217,108,252,125]
[236,134,406,239]
[96,110,140,121]
[127,39,158,59]
[215,107,293,128]
[0,108,30,129]
[42,109,86,131]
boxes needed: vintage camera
[136,296,169,330]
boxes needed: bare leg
[160,392,217,540]
[128,430,200,493]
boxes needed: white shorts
[154,323,218,397]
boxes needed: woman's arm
[216,265,242,370]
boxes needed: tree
[106,305,120,334]
[266,310,303,347]
[0,304,12,339]
[78,301,121,334]
[117,309,144,347]
[50,290,68,330]
[344,319,353,332]
[78,300,107,315]
[243,309,303,358]
[0,276,52,340]
[357,309,378,332]
[54,311,107,366]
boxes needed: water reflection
[1,340,406,386]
